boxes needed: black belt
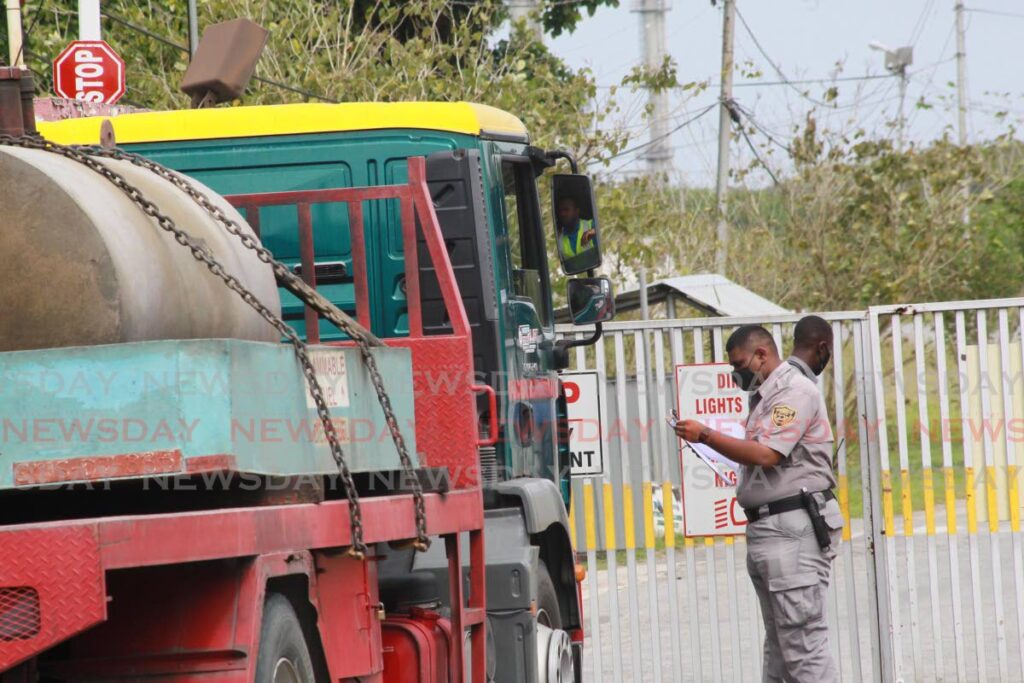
[744,489,835,522]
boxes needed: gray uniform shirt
[736,361,836,509]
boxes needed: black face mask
[731,356,762,392]
[812,346,832,376]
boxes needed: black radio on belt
[801,488,832,552]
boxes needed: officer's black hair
[793,315,833,350]
[725,325,776,353]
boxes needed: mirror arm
[553,322,603,369]
[545,149,579,174]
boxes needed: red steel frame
[0,158,487,682]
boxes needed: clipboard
[666,412,736,484]
[682,440,735,484]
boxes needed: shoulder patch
[771,404,797,427]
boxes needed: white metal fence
[559,297,1024,682]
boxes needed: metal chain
[81,146,430,552]
[0,134,378,557]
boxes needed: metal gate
[558,297,1024,682]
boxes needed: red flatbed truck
[0,157,492,683]
[0,69,615,681]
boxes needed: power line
[596,73,892,90]
[732,101,791,153]
[737,122,780,185]
[14,2,46,66]
[964,7,1024,19]
[728,73,893,89]
[600,103,717,174]
[100,10,338,103]
[908,0,937,45]
[733,5,834,108]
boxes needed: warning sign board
[305,349,350,409]
[563,371,604,477]
[675,363,748,536]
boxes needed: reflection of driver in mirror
[556,196,597,259]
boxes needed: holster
[801,488,832,551]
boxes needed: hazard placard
[563,371,604,477]
[675,362,749,536]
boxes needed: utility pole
[187,0,200,59]
[955,0,969,223]
[954,1,968,147]
[633,0,672,176]
[78,0,100,40]
[507,0,542,40]
[713,0,735,275]
[5,0,25,67]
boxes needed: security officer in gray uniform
[674,325,843,682]
[788,315,833,382]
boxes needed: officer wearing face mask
[788,315,833,381]
[673,325,842,682]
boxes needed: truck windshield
[501,160,551,327]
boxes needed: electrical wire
[732,101,791,153]
[601,102,717,163]
[737,122,780,185]
[13,2,46,66]
[908,0,937,45]
[964,7,1024,19]
[733,5,835,108]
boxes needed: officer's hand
[582,229,596,245]
[674,419,707,443]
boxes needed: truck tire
[255,594,316,683]
[535,561,562,629]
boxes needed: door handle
[471,383,499,447]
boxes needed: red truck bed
[0,158,487,682]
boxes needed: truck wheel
[535,562,574,683]
[256,594,316,683]
[535,561,562,629]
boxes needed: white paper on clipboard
[683,440,736,483]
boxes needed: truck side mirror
[567,277,615,325]
[552,174,601,275]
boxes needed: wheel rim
[536,623,575,683]
[273,657,301,683]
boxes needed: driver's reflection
[556,196,597,259]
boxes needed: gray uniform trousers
[745,498,843,682]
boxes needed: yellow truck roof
[38,101,529,146]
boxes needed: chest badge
[771,404,797,427]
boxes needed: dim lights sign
[674,363,748,536]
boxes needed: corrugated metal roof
[556,273,789,322]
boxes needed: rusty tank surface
[0,144,280,351]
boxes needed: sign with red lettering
[563,371,604,477]
[52,41,126,104]
[675,362,749,536]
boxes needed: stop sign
[52,40,126,104]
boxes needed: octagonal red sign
[52,40,126,104]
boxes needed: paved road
[579,506,1024,682]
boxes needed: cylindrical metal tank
[0,146,281,351]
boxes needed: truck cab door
[498,158,558,482]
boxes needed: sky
[540,0,1024,187]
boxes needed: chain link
[79,145,430,551]
[0,133,397,557]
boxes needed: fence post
[862,312,902,681]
